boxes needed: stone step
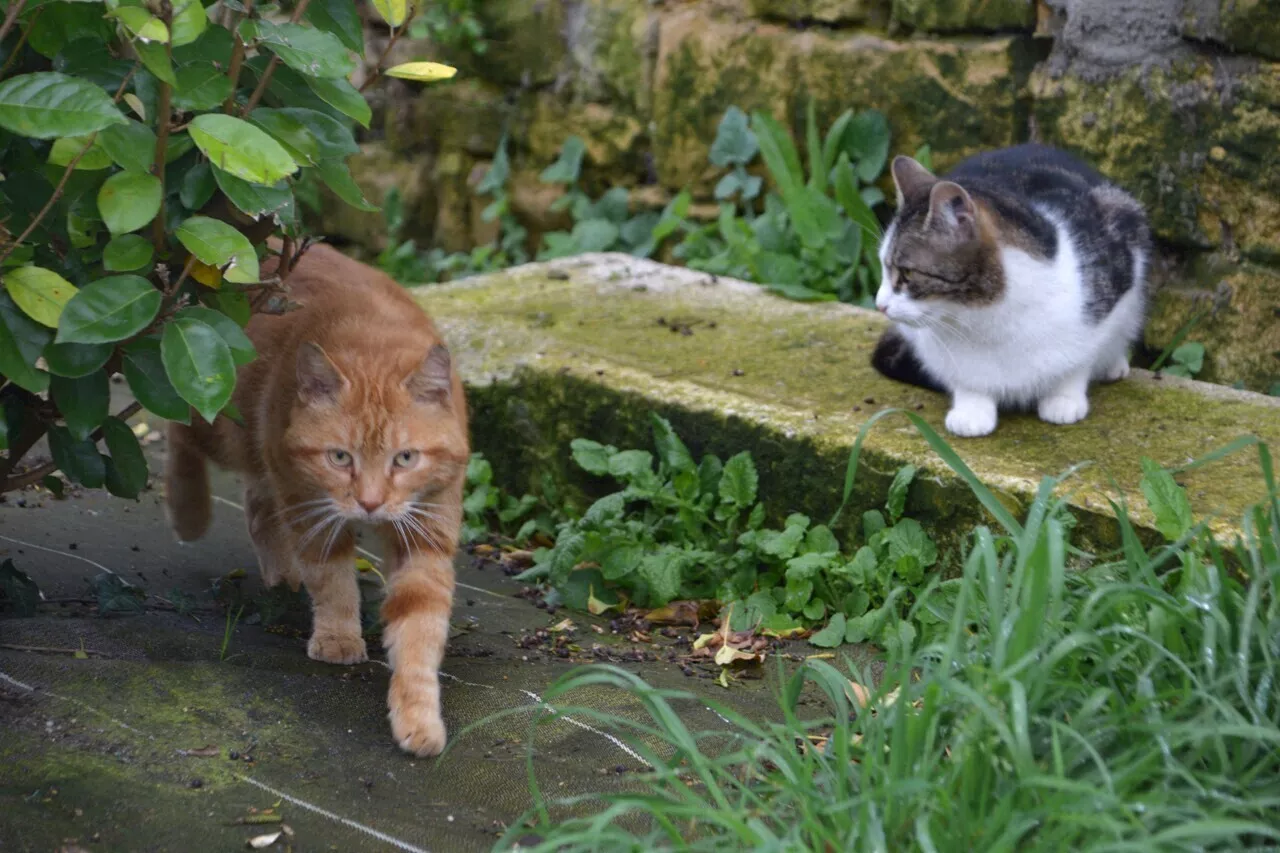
[414,254,1280,548]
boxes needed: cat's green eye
[393,450,419,469]
[327,449,353,468]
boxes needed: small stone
[228,751,239,760]
[1209,145,1227,162]
[188,779,203,789]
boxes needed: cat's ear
[891,155,936,206]
[925,181,976,234]
[405,344,453,405]
[296,342,347,404]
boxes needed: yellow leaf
[384,61,457,82]
[586,585,620,616]
[3,266,78,328]
[692,632,717,650]
[370,0,407,27]
[548,618,576,633]
[124,94,146,121]
[131,421,150,438]
[189,259,223,289]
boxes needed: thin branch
[240,0,313,116]
[0,6,37,78]
[0,135,99,266]
[0,643,108,656]
[359,7,417,93]
[220,0,255,113]
[0,0,29,45]
[1,401,144,493]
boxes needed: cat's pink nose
[358,498,383,514]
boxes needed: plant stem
[0,134,99,266]
[1,401,143,493]
[0,6,37,78]
[240,0,313,116]
[0,0,28,46]
[359,7,417,93]
[221,0,255,113]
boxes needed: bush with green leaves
[460,451,558,544]
[0,0,452,495]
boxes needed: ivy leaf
[103,234,154,271]
[189,114,298,185]
[4,265,78,327]
[809,613,846,648]
[123,336,190,423]
[102,416,149,498]
[161,317,236,423]
[886,463,916,523]
[50,370,109,441]
[1139,458,1194,542]
[570,438,614,475]
[651,413,695,474]
[718,451,758,507]
[57,275,161,344]
[540,136,585,184]
[709,106,758,167]
[0,72,127,139]
[97,172,163,235]
[175,216,260,284]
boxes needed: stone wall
[323,0,1280,393]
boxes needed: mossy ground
[417,254,1280,551]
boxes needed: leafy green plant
[0,0,452,495]
[517,414,943,647]
[461,452,557,544]
[1159,341,1206,379]
[492,433,1280,852]
[407,0,486,56]
[671,103,893,304]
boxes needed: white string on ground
[210,495,505,600]
[234,774,431,853]
[0,670,149,738]
[0,533,118,578]
[518,688,652,769]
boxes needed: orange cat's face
[282,342,467,528]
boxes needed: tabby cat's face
[284,343,467,525]
[874,156,1004,327]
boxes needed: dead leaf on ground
[643,600,719,628]
[179,744,220,757]
[473,544,497,556]
[548,618,576,633]
[500,549,535,570]
[714,644,762,666]
[247,831,281,848]
[586,585,622,615]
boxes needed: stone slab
[415,254,1280,547]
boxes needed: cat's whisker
[296,511,341,554]
[274,498,332,523]
[320,516,347,562]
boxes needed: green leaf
[709,106,758,168]
[212,168,297,225]
[175,306,256,365]
[369,0,408,28]
[651,413,695,474]
[785,552,831,582]
[249,107,323,166]
[842,110,891,183]
[47,135,112,170]
[913,143,933,172]
[47,424,106,488]
[834,154,881,243]
[123,337,190,423]
[175,216,260,284]
[171,61,235,112]
[96,118,158,167]
[638,550,683,606]
[161,317,236,422]
[57,275,161,344]
[540,136,585,184]
[242,19,356,79]
[571,438,614,475]
[169,0,208,47]
[607,450,654,483]
[1139,458,1194,542]
[134,40,177,86]
[884,518,938,584]
[832,546,878,585]
[1171,342,1205,374]
[305,0,366,53]
[804,525,840,555]
[0,291,52,393]
[302,75,371,127]
[44,341,112,378]
[809,613,846,648]
[600,545,643,581]
[97,172,162,235]
[102,416,149,498]
[0,559,42,616]
[314,159,378,211]
[180,161,218,211]
[108,6,169,42]
[103,234,155,271]
[270,107,358,159]
[189,114,298,185]
[719,451,758,507]
[51,370,109,441]
[29,7,115,60]
[569,219,618,252]
[0,72,126,139]
[886,463,916,523]
[4,266,78,327]
[210,291,251,327]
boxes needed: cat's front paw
[1038,394,1089,425]
[945,401,997,437]
[307,632,368,664]
[389,702,447,757]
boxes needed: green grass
[491,424,1280,851]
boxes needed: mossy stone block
[892,0,1034,32]
[748,0,881,24]
[304,143,432,255]
[569,0,656,115]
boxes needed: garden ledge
[413,254,1280,548]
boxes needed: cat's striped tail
[164,422,212,542]
[870,326,947,395]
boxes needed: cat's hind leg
[165,423,212,542]
[244,478,302,591]
[1038,368,1091,425]
[297,529,368,665]
[1091,344,1131,383]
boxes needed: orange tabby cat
[164,243,469,756]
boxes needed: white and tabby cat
[872,143,1151,437]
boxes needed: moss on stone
[892,0,1034,32]
[568,0,656,117]
[415,255,1280,550]
[1146,261,1280,392]
[527,95,649,181]
[398,78,514,159]
[1031,58,1280,257]
[431,0,567,88]
[748,0,881,25]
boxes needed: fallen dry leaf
[247,831,281,849]
[587,585,621,616]
[179,744,220,757]
[473,543,497,556]
[763,625,809,639]
[644,600,718,628]
[548,618,576,633]
[714,644,762,666]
